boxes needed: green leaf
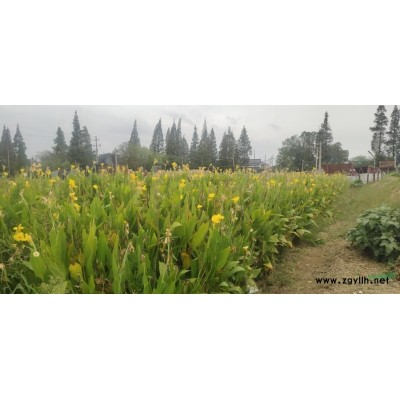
[191,222,209,249]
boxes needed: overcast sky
[0,105,391,161]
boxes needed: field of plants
[0,164,348,293]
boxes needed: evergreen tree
[165,121,177,160]
[80,126,94,165]
[237,126,252,166]
[0,125,15,173]
[198,119,210,166]
[189,125,199,168]
[316,111,333,163]
[13,124,28,171]
[370,105,388,161]
[53,127,68,158]
[149,119,164,154]
[68,111,94,167]
[208,128,218,166]
[218,127,237,169]
[68,111,82,165]
[181,136,189,164]
[385,105,400,160]
[129,120,141,147]
[176,118,183,161]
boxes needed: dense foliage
[0,167,347,293]
[347,206,400,263]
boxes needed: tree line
[369,105,400,163]
[276,112,349,171]
[146,118,252,169]
[0,111,253,174]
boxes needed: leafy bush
[347,206,400,262]
[350,178,363,187]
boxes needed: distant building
[247,158,262,171]
[98,153,115,167]
[322,162,356,175]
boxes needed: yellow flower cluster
[12,224,32,243]
[211,214,224,224]
[68,179,80,212]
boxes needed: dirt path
[261,177,400,294]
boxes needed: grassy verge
[264,175,400,289]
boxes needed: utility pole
[113,148,118,170]
[92,136,101,163]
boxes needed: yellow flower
[69,262,82,280]
[69,192,78,202]
[208,193,215,200]
[13,224,24,233]
[232,196,240,203]
[25,181,30,188]
[196,204,203,209]
[3,172,8,177]
[13,231,32,242]
[13,232,25,241]
[211,214,224,224]
[73,203,81,212]
[49,179,56,184]
[130,172,137,182]
[69,179,77,189]
[171,161,178,170]
[93,184,99,190]
[179,182,186,189]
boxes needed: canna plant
[0,165,347,293]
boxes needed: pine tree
[68,111,94,167]
[237,126,252,166]
[13,124,28,171]
[165,120,177,160]
[53,127,68,158]
[198,119,210,166]
[208,128,218,166]
[129,120,141,147]
[80,126,94,166]
[218,127,237,169]
[316,111,333,163]
[189,125,199,168]
[181,136,189,165]
[370,105,389,161]
[385,105,400,160]
[176,118,183,162]
[150,119,164,154]
[68,111,82,165]
[0,125,15,173]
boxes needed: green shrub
[350,178,364,188]
[347,206,400,262]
